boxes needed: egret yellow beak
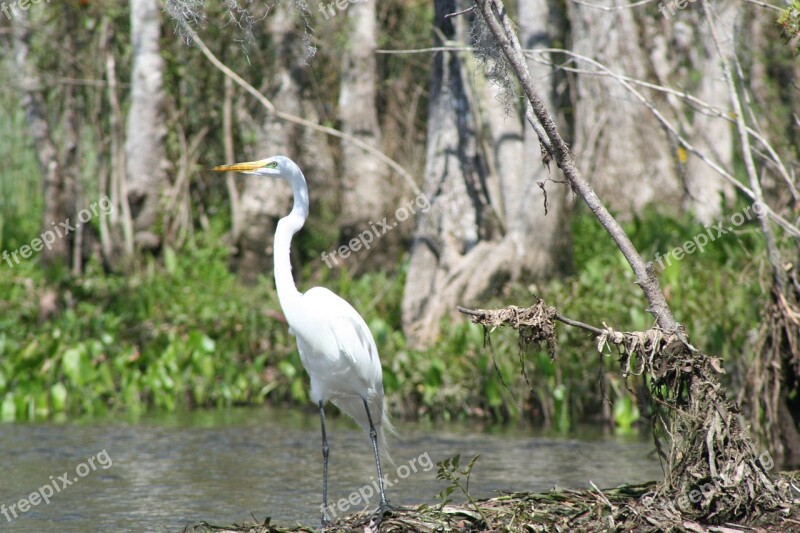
[211,159,269,172]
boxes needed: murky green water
[0,407,662,532]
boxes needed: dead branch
[524,47,800,238]
[473,0,680,335]
[458,304,604,336]
[375,43,800,219]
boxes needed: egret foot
[368,500,404,529]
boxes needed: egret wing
[301,287,382,392]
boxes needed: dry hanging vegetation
[746,286,800,469]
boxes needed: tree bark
[126,0,168,251]
[645,3,737,223]
[402,0,574,347]
[338,0,389,234]
[12,8,77,270]
[566,0,682,216]
[402,0,495,346]
[515,0,571,277]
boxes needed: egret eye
[266,161,279,169]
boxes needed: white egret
[213,156,394,526]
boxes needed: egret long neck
[274,170,309,320]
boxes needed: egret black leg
[319,400,331,527]
[362,398,389,511]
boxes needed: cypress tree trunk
[126,0,168,251]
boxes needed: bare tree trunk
[233,2,294,280]
[338,0,389,234]
[402,0,572,346]
[126,0,167,251]
[13,8,76,269]
[516,0,571,277]
[104,25,136,261]
[567,0,682,216]
[645,3,736,223]
[223,76,241,243]
[402,0,497,346]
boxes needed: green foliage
[778,1,800,54]
[608,377,640,435]
[0,192,770,429]
[468,203,766,432]
[0,11,772,427]
[0,68,41,254]
[0,231,305,421]
[435,454,490,526]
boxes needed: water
[0,407,662,532]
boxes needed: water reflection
[0,407,661,532]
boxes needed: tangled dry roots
[460,300,795,526]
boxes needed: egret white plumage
[212,155,394,526]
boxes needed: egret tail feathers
[377,401,398,467]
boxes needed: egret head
[212,155,299,179]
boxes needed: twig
[703,0,787,293]
[526,46,797,203]
[743,0,783,11]
[524,47,800,238]
[183,24,422,196]
[457,305,605,336]
[445,6,475,18]
[589,480,615,509]
[375,46,474,54]
[567,0,658,11]
[374,43,798,210]
[554,313,605,336]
